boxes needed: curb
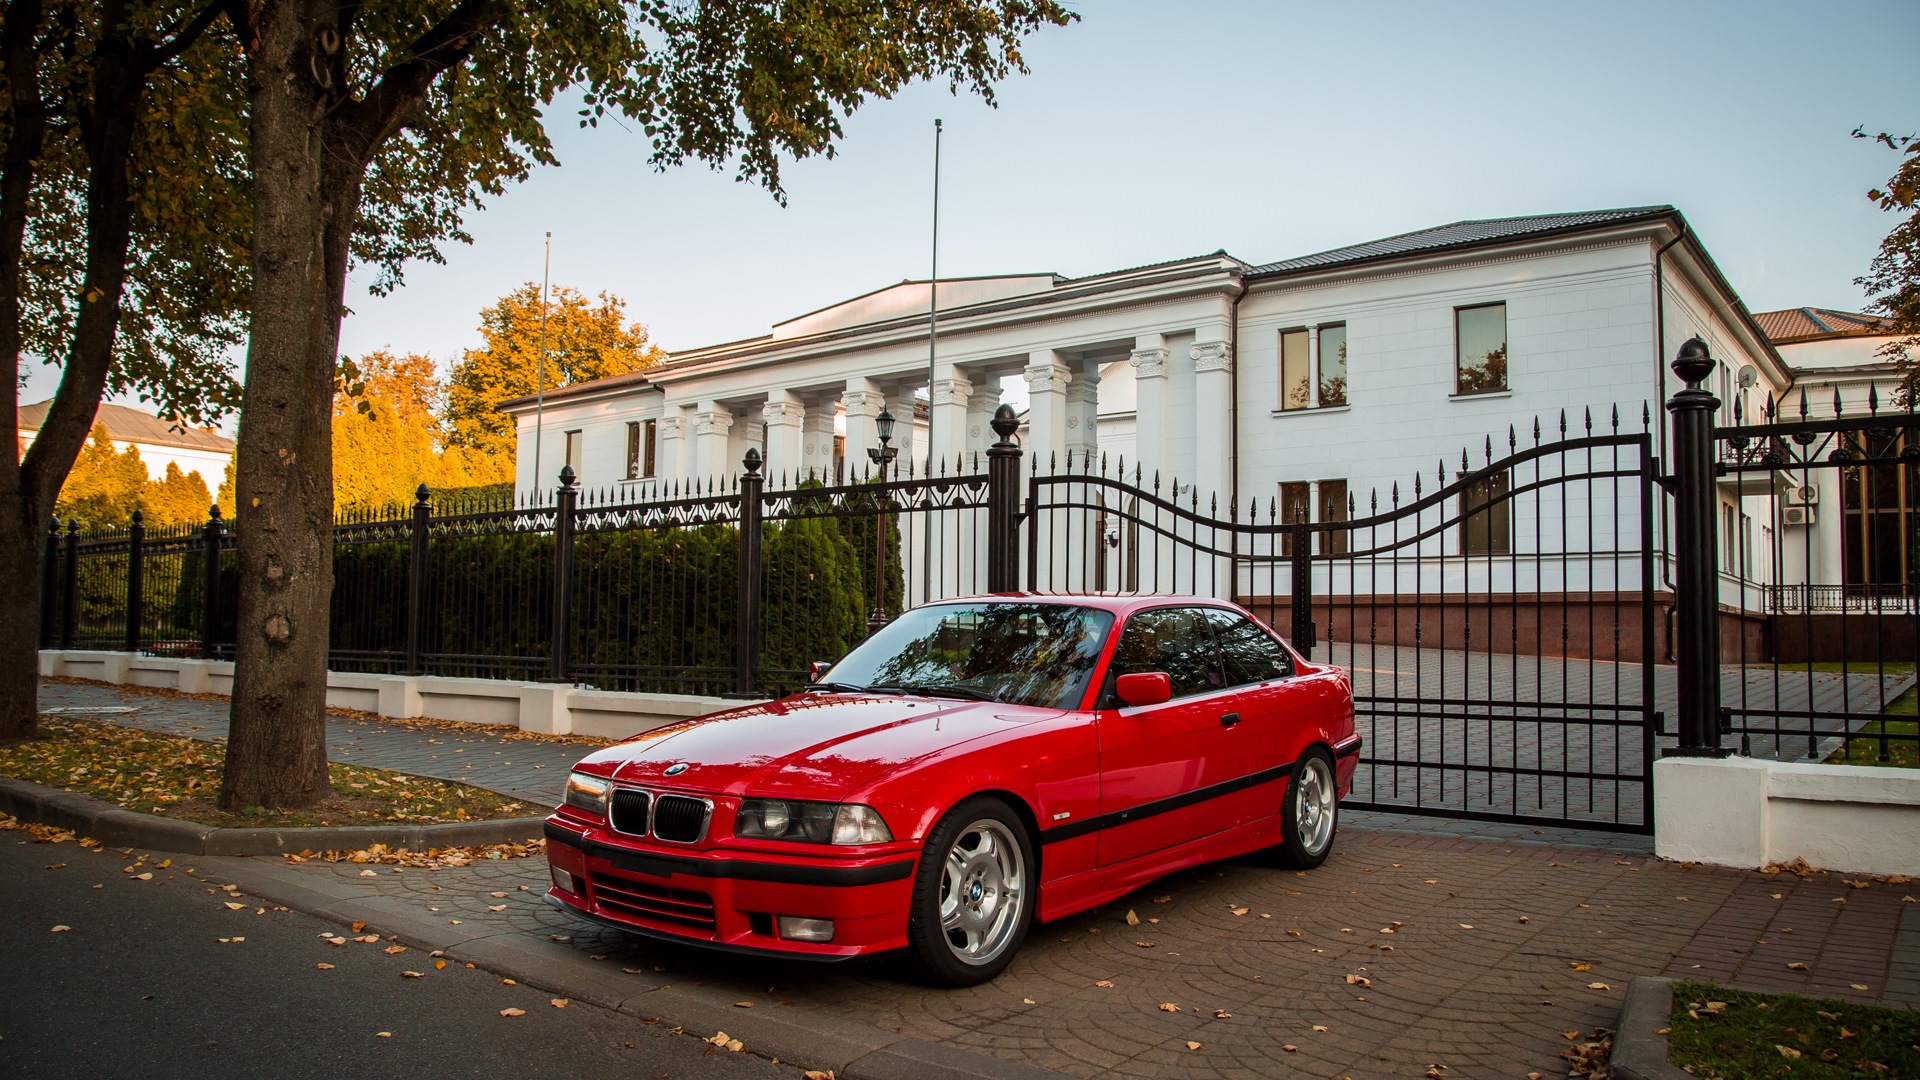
[1611,977,1690,1080]
[179,852,1071,1080]
[0,776,548,856]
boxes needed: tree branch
[149,0,229,69]
[339,0,503,160]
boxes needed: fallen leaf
[487,905,506,912]
[1817,1011,1842,1021]
[499,1008,525,1018]
[375,1031,391,1039]
[490,892,508,898]
[401,970,423,978]
[1095,980,1113,988]
[1231,907,1249,916]
[1158,1002,1180,1012]
[1562,1031,1580,1040]
[1587,982,1611,991]
[1458,923,1474,930]
[804,1073,834,1080]
[1840,1027,1855,1038]
[1424,879,1438,884]
[1153,895,1170,903]
[359,869,377,877]
[1850,983,1869,990]
[1135,941,1156,948]
[224,902,246,911]
[1312,1024,1328,1032]
[1788,962,1810,971]
[1518,916,1530,924]
[1282,1044,1298,1052]
[1214,1009,1233,1019]
[351,921,367,932]
[354,934,380,943]
[51,925,70,933]
[1186,1041,1202,1051]
[1286,929,1302,937]
[132,872,152,881]
[1776,1045,1801,1059]
[1345,975,1371,987]
[551,999,569,1009]
[1021,997,1035,1005]
[1570,962,1591,972]
[384,945,407,955]
[1125,909,1140,925]
[316,963,334,970]
[502,979,516,985]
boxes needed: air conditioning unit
[1782,484,1818,506]
[1782,505,1816,527]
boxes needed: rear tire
[1276,748,1338,870]
[905,795,1035,987]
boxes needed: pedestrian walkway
[37,680,584,805]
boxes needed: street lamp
[867,409,899,632]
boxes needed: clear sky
[22,0,1920,420]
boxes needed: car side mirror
[1115,672,1172,708]
[809,660,833,682]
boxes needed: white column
[929,370,973,474]
[1024,350,1073,475]
[1065,359,1100,468]
[762,390,804,483]
[1191,337,1232,503]
[841,378,884,479]
[1130,335,1170,483]
[964,378,1003,464]
[657,412,687,486]
[691,402,734,483]
[801,400,838,483]
[1305,322,1321,409]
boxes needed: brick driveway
[247,822,1918,1079]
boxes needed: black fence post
[1290,521,1316,655]
[39,516,59,648]
[985,404,1023,592]
[1666,336,1728,757]
[734,449,764,697]
[60,519,79,649]
[200,505,222,660]
[407,483,429,675]
[549,466,577,682]
[125,509,145,653]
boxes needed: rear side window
[1205,610,1293,687]
[1107,608,1224,700]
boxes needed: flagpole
[921,118,942,604]
[533,231,551,498]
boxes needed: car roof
[926,593,1245,617]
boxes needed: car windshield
[821,602,1115,710]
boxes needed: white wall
[1655,756,1920,877]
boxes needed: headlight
[736,799,891,845]
[564,771,609,816]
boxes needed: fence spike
[1583,406,1592,433]
[1610,403,1619,432]
[1558,409,1567,435]
[1370,487,1378,512]
[1869,382,1880,415]
[1732,394,1743,424]
[1644,400,1654,429]
[1833,385,1844,417]
[1413,472,1422,497]
[1532,416,1541,443]
[1485,434,1493,465]
[1392,481,1400,505]
[1798,388,1810,419]
[1460,447,1469,472]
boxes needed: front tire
[905,796,1035,986]
[1276,748,1338,869]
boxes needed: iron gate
[1024,409,1664,832]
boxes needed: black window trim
[1097,602,1295,710]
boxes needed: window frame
[563,429,584,480]
[1099,604,1229,707]
[1317,323,1348,407]
[1279,327,1312,412]
[1458,470,1512,555]
[1202,608,1295,690]
[1453,302,1509,396]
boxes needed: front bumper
[542,818,919,959]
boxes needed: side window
[1107,608,1223,700]
[1205,610,1294,687]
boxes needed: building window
[1455,303,1508,395]
[1280,481,1310,555]
[1459,472,1510,554]
[1280,329,1311,411]
[1318,324,1347,407]
[564,430,583,478]
[1318,479,1348,555]
[1842,432,1916,588]
[625,419,657,480]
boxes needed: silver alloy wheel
[937,818,1026,966]
[1294,756,1336,855]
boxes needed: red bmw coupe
[543,594,1358,985]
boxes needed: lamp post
[867,408,899,632]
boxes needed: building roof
[16,400,233,453]
[1246,206,1675,276]
[1751,307,1889,345]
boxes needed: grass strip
[0,715,538,829]
[1667,980,1920,1079]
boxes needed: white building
[17,399,233,488]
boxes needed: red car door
[1094,607,1251,867]
[1203,609,1317,812]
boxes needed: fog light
[552,868,579,895]
[776,916,834,943]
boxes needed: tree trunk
[219,0,344,809]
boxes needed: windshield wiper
[805,681,869,693]
[871,684,998,702]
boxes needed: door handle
[1220,712,1241,728]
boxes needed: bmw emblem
[663,763,690,776]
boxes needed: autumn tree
[1855,127,1920,404]
[333,348,498,510]
[145,462,211,528]
[53,425,148,528]
[0,1,249,742]
[445,284,664,465]
[217,0,1075,807]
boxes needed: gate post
[1290,522,1316,654]
[549,466,578,682]
[125,510,145,653]
[61,519,80,648]
[40,516,59,648]
[200,506,223,659]
[406,484,429,675]
[985,404,1023,592]
[734,449,764,696]
[1666,337,1728,757]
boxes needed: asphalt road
[0,834,787,1080]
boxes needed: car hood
[574,694,1060,801]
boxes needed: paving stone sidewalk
[33,678,1920,1079]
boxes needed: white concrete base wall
[1654,756,1920,877]
[40,650,742,743]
